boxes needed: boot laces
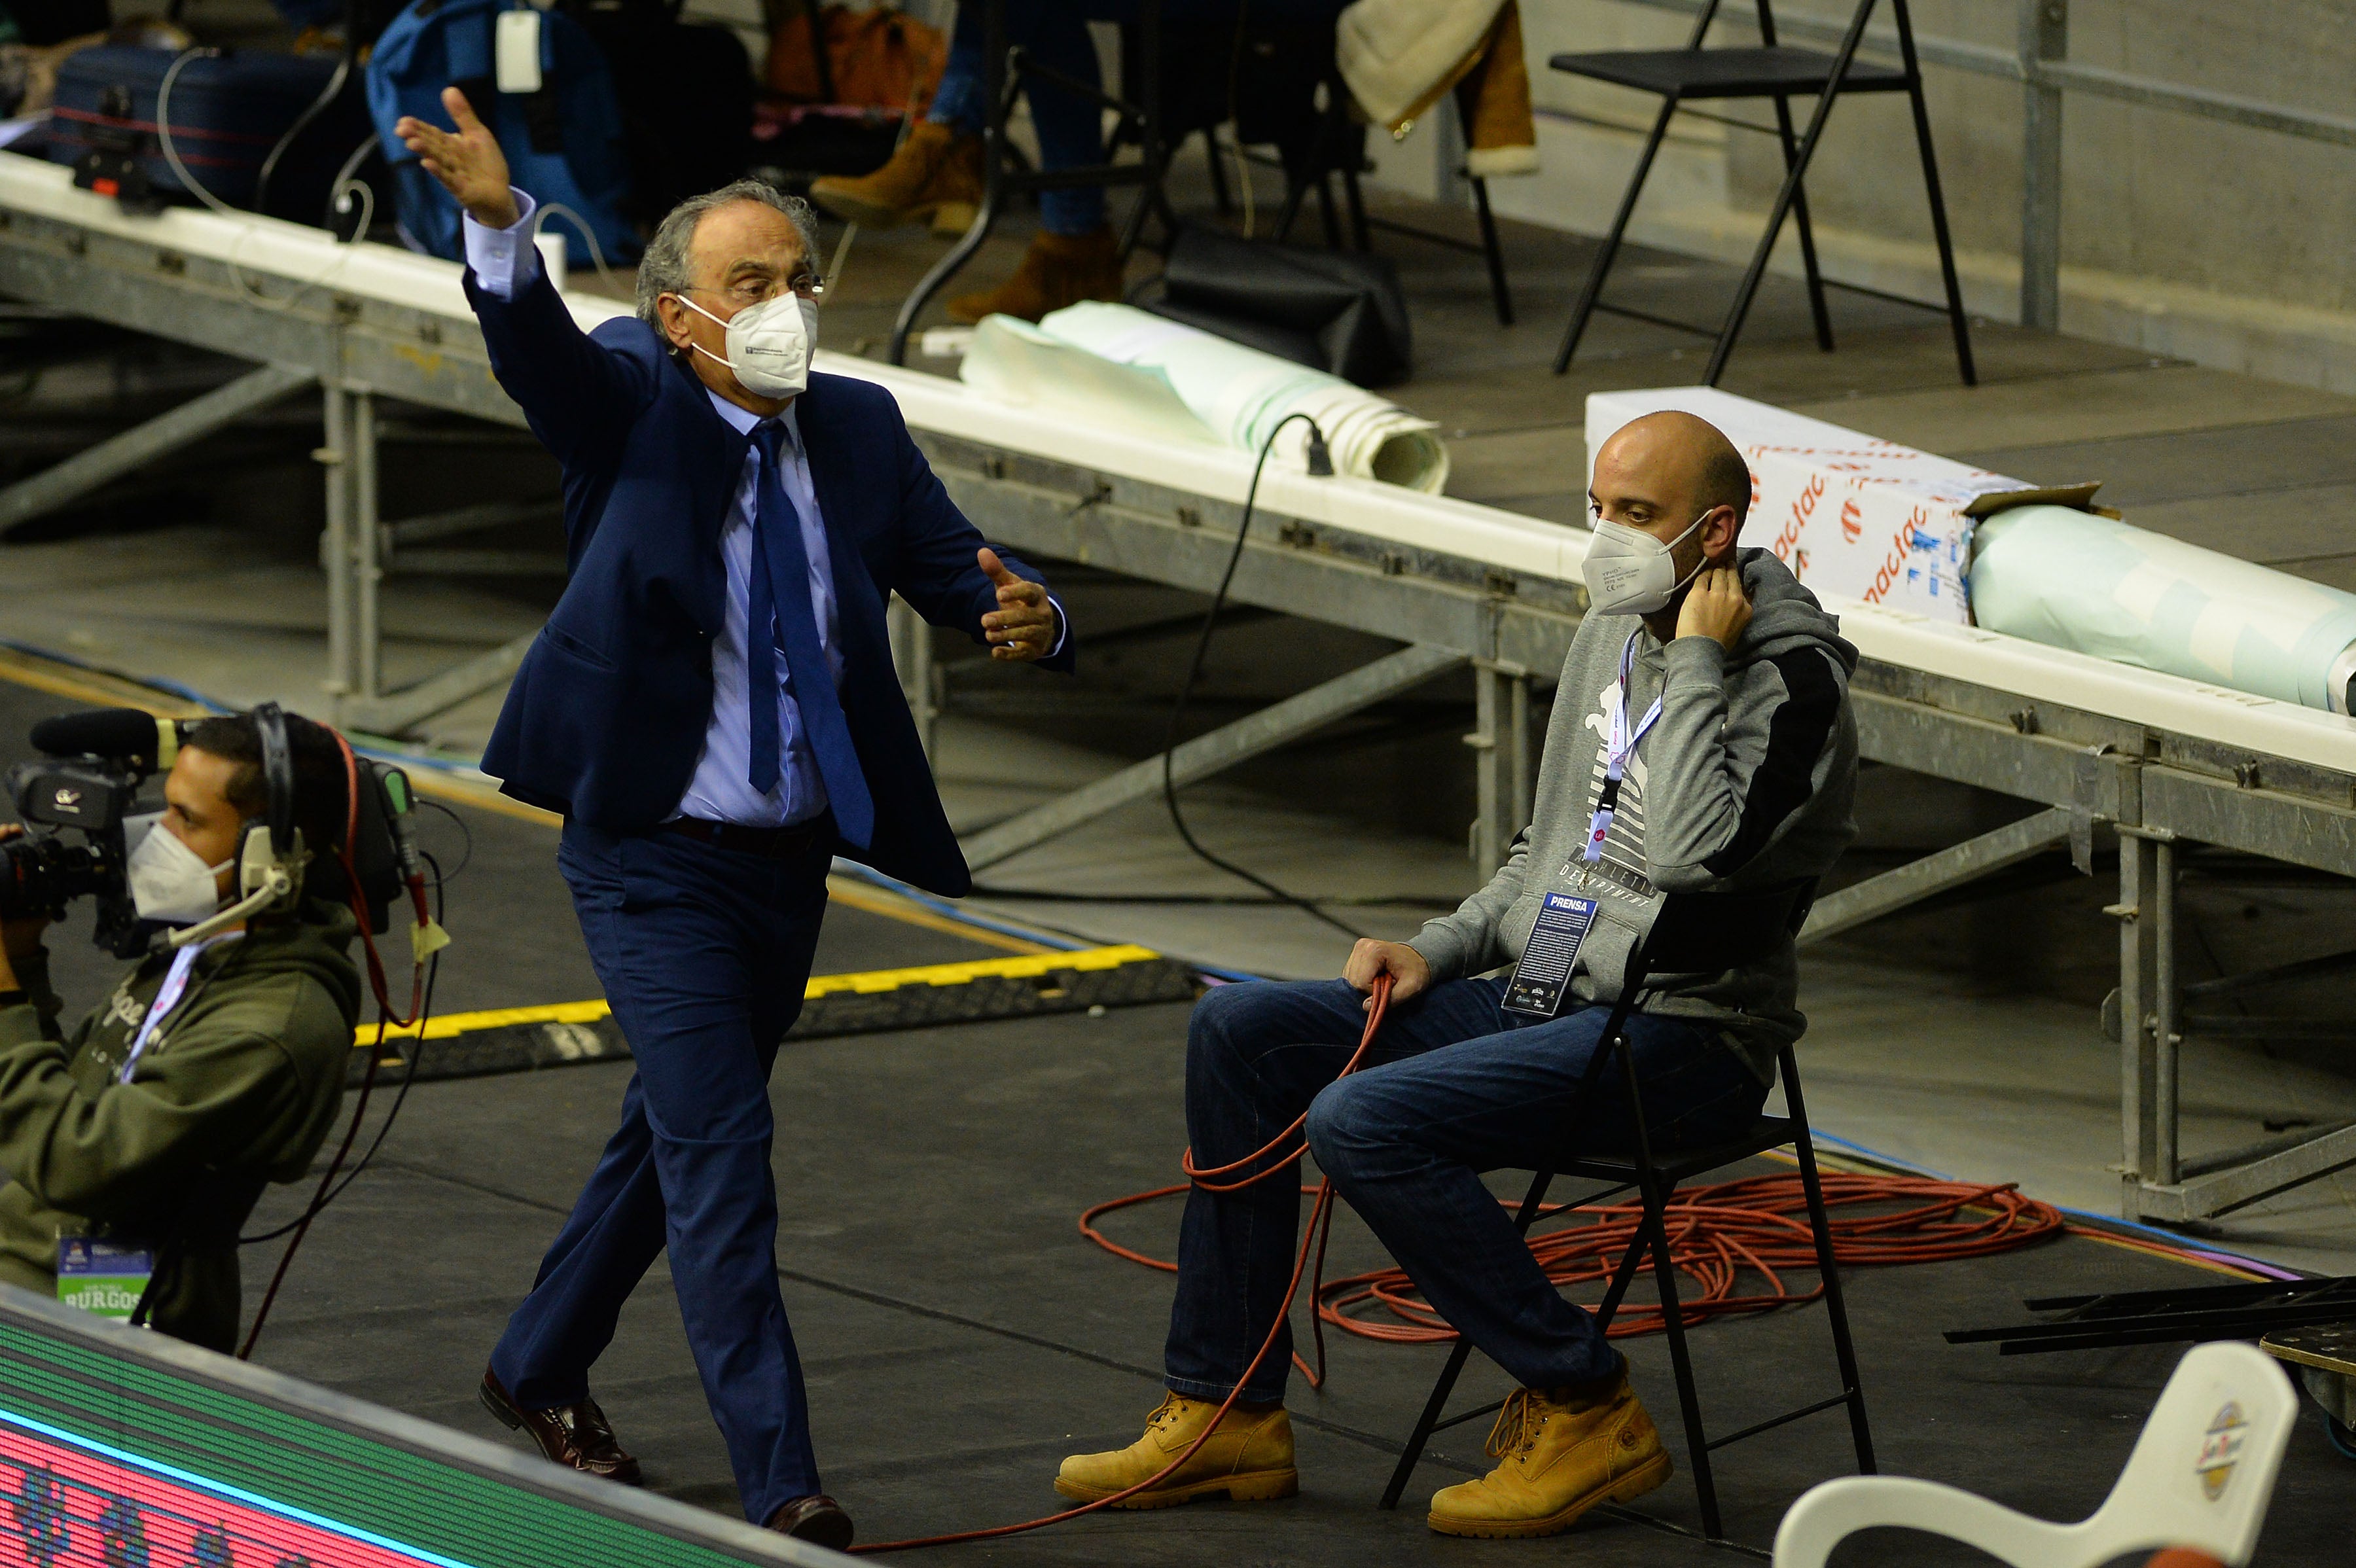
[1483,1389,1550,1459]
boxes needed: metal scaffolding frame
[1,186,2352,1228]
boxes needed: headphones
[166,703,311,948]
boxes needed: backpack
[363,0,637,266]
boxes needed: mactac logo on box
[1583,387,2040,626]
[0,1419,455,1568]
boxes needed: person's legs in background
[1304,1006,1770,1537]
[1054,974,1513,1508]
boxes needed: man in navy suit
[396,88,1072,1550]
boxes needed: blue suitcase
[45,46,349,213]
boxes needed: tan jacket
[1336,0,1537,177]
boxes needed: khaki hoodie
[0,904,361,1351]
[1409,548,1859,1080]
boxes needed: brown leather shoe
[808,119,981,236]
[766,1495,854,1550]
[479,1367,642,1486]
[946,226,1125,325]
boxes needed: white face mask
[1580,508,1713,617]
[671,291,818,399]
[126,817,232,926]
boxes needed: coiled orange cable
[849,976,1395,1554]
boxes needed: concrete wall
[1370,0,2356,391]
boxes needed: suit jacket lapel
[794,380,885,624]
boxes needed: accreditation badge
[58,1238,153,1321]
[1501,892,1600,1018]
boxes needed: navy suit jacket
[470,266,1071,896]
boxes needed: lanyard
[120,933,240,1084]
[1583,629,1662,863]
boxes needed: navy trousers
[490,821,830,1525]
[1164,977,1770,1403]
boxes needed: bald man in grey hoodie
[1055,412,1859,1539]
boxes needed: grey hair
[634,179,822,327]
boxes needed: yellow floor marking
[0,647,209,719]
[359,943,1164,1043]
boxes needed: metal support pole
[962,643,1463,871]
[1467,661,1531,874]
[888,595,939,760]
[352,389,382,704]
[2111,827,2177,1211]
[0,362,312,536]
[2018,0,2068,330]
[317,385,353,707]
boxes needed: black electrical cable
[253,48,352,217]
[414,796,474,882]
[1161,411,1368,941]
[238,849,442,1246]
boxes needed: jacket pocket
[541,622,618,673]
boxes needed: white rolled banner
[960,302,1448,493]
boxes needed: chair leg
[1782,1056,1877,1475]
[1590,1224,1650,1333]
[1470,175,1516,327]
[1203,128,1234,217]
[1554,94,1679,374]
[1770,92,1834,353]
[1703,0,1878,385]
[1343,166,1370,251]
[1315,173,1343,248]
[1636,1160,1721,1539]
[1381,1165,1558,1510]
[890,0,1011,363]
[1893,0,1978,385]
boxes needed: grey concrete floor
[3,152,2353,1296]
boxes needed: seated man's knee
[1185,981,1304,1080]
[1304,1078,1391,1185]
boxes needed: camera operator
[0,711,361,1352]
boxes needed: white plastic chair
[1773,1342,2298,1568]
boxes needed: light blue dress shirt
[462,190,1067,828]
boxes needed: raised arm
[394,87,650,466]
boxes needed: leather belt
[656,813,832,860]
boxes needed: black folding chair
[1548,0,1973,387]
[887,0,1171,363]
[1378,880,1874,1541]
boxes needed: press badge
[1502,892,1599,1018]
[57,1238,152,1321]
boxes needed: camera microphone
[29,709,179,772]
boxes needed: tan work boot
[1427,1373,1671,1538]
[946,226,1124,324]
[808,120,981,236]
[1055,1392,1299,1508]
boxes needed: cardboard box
[1583,387,2098,625]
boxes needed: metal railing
[1612,0,2356,329]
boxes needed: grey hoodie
[1409,548,1859,1082]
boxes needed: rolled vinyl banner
[1971,505,2356,715]
[963,301,1448,492]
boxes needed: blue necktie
[745,421,874,849]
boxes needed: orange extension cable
[849,976,1397,1555]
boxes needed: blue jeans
[1164,978,1771,1402]
[926,1,1336,235]
[490,821,830,1525]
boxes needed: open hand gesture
[393,86,520,230]
[978,548,1058,662]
